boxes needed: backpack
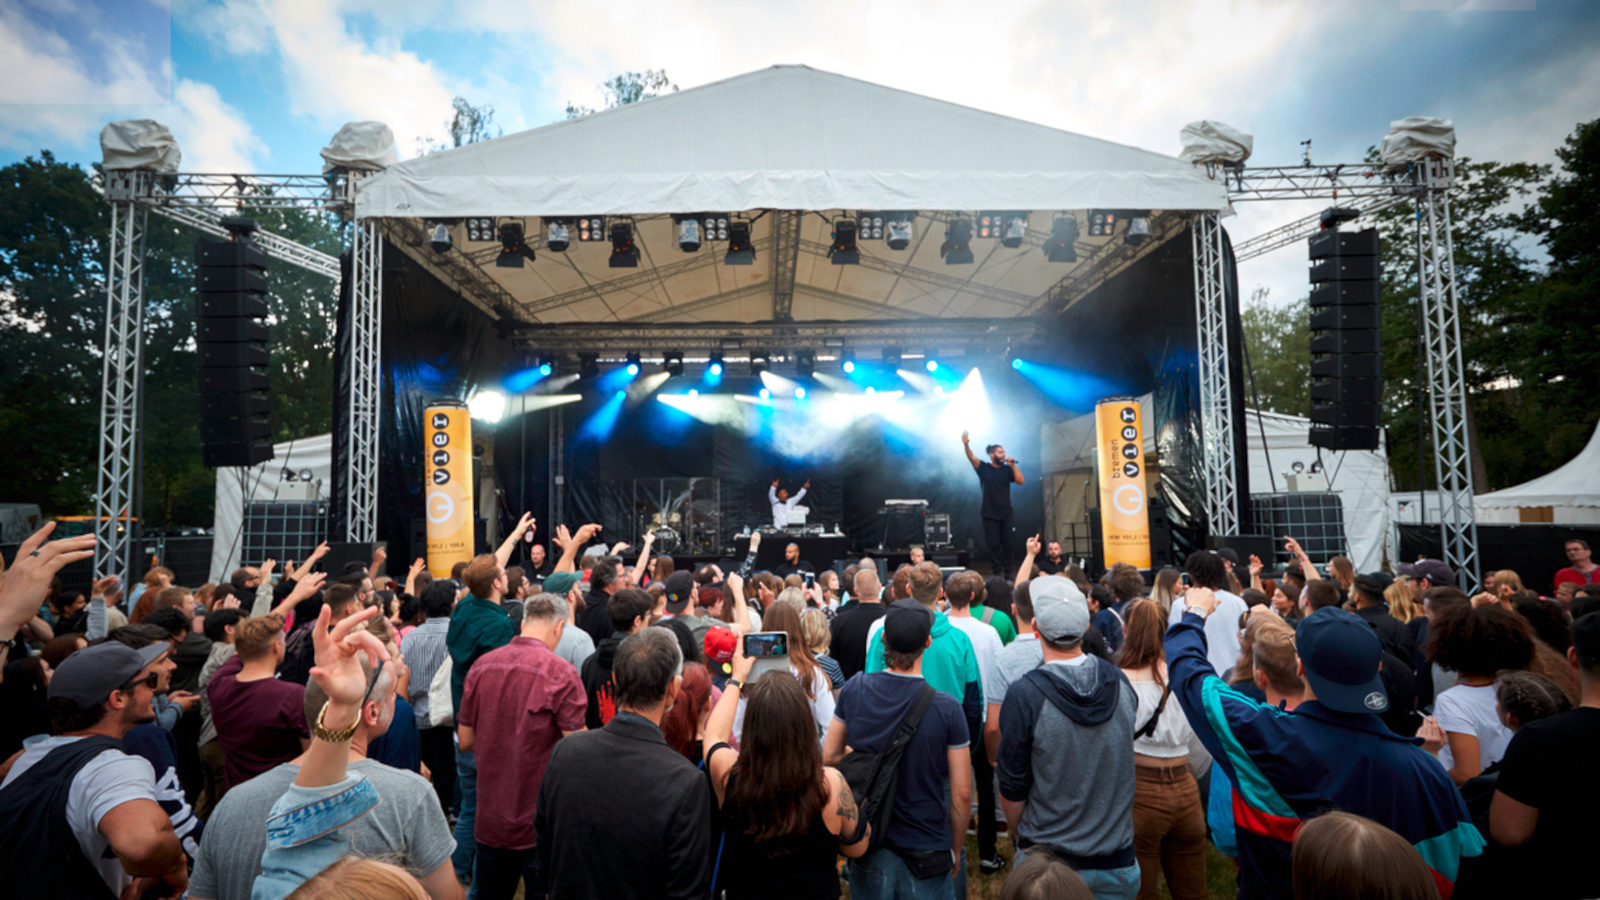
[834,683,938,853]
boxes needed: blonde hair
[776,586,806,614]
[1384,582,1421,623]
[1491,569,1525,595]
[235,615,286,660]
[799,608,831,655]
[287,857,426,899]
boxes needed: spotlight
[688,388,699,397]
[885,215,913,251]
[468,390,506,424]
[1044,215,1079,263]
[796,349,816,377]
[576,217,607,242]
[856,213,885,241]
[940,217,973,265]
[675,216,701,253]
[579,353,600,378]
[865,386,876,395]
[545,220,570,252]
[1125,215,1152,246]
[708,353,725,377]
[1011,358,1024,370]
[625,352,641,376]
[759,388,771,400]
[298,468,313,482]
[701,214,730,241]
[882,347,902,369]
[925,358,939,373]
[829,219,859,265]
[664,351,684,376]
[1088,210,1118,237]
[538,359,554,377]
[842,357,856,374]
[610,222,639,268]
[935,385,945,395]
[751,351,770,376]
[1001,214,1027,249]
[427,222,452,253]
[496,222,532,268]
[465,217,496,242]
[794,386,807,399]
[725,220,755,265]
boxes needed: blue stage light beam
[938,367,991,436]
[598,364,639,392]
[1009,358,1126,411]
[704,361,724,387]
[503,365,549,394]
[579,389,628,441]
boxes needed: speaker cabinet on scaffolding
[195,238,274,467]
[1308,227,1381,450]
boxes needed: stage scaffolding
[96,157,1478,587]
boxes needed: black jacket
[536,713,713,899]
[581,635,624,729]
[1354,604,1413,664]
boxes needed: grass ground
[952,834,1239,900]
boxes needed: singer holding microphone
[962,431,1023,574]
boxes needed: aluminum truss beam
[1225,163,1423,202]
[345,197,383,544]
[1192,212,1239,537]
[95,189,148,580]
[1233,194,1408,262]
[149,203,341,280]
[771,211,802,320]
[1415,159,1480,586]
[511,317,1042,356]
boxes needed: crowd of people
[2,515,1598,899]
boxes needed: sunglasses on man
[118,671,160,693]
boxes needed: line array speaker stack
[1308,227,1381,450]
[195,236,273,467]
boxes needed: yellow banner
[1096,398,1151,569]
[424,403,474,577]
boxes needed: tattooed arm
[826,767,871,858]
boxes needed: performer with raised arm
[768,478,810,530]
[963,431,1023,574]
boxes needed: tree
[564,69,678,119]
[1240,289,1311,417]
[416,96,501,155]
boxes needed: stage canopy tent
[1475,420,1600,524]
[360,65,1229,331]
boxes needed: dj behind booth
[731,497,958,577]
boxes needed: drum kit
[646,509,682,554]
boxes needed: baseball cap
[1029,575,1090,643]
[48,642,168,710]
[883,598,934,653]
[1398,559,1455,588]
[1296,607,1388,714]
[1217,548,1240,566]
[703,627,736,674]
[664,571,697,613]
[543,571,581,598]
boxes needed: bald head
[853,568,882,605]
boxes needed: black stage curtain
[1398,523,1600,594]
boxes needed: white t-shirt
[732,661,835,747]
[1,734,159,894]
[947,614,1004,713]
[1126,678,1196,759]
[1433,682,1514,773]
[1169,589,1249,677]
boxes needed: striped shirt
[402,617,451,727]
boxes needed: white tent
[1042,405,1392,571]
[209,434,334,582]
[1475,420,1600,524]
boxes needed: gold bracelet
[312,700,361,742]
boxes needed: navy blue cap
[1296,607,1388,714]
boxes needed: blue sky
[2,0,1597,303]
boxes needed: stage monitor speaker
[1206,534,1277,569]
[321,541,373,578]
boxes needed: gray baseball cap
[48,642,168,710]
[1029,575,1090,642]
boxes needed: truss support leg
[345,217,383,543]
[95,194,148,581]
[771,210,801,322]
[1417,160,1481,587]
[1192,213,1239,537]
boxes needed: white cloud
[166,78,264,172]
[0,2,169,106]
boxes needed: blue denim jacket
[251,773,380,900]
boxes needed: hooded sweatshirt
[581,635,626,729]
[997,654,1137,870]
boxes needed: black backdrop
[358,227,1224,570]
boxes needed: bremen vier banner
[1095,397,1151,569]
[424,401,474,577]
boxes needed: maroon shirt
[458,636,587,850]
[205,654,308,789]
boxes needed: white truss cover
[358,65,1229,219]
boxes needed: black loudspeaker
[1148,495,1176,569]
[1308,227,1381,451]
[195,238,273,467]
[1207,534,1278,567]
[321,541,374,578]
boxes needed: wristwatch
[312,701,361,743]
[725,679,743,690]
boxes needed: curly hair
[1494,671,1571,727]
[1424,604,1535,678]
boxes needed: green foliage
[419,97,501,154]
[564,69,678,119]
[1240,289,1310,417]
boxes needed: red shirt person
[1554,539,1600,594]
[458,593,587,899]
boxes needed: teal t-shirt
[865,609,982,711]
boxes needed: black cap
[883,598,934,653]
[664,571,696,613]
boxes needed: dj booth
[733,533,851,573]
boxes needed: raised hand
[729,635,755,683]
[408,557,426,575]
[609,542,631,557]
[92,575,121,599]
[725,572,744,596]
[0,523,97,636]
[749,531,762,551]
[1284,536,1305,558]
[308,605,389,709]
[1186,587,1219,618]
[771,479,780,488]
[515,512,536,539]
[961,430,970,445]
[553,524,572,549]
[1248,554,1264,575]
[803,479,811,489]
[1025,534,1042,556]
[166,690,199,713]
[259,558,276,579]
[286,571,327,605]
[309,541,331,561]
[217,595,242,611]
[574,523,602,544]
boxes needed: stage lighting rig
[576,217,607,242]
[725,220,755,265]
[1125,214,1152,246]
[664,351,685,376]
[496,222,533,268]
[579,353,600,378]
[1088,210,1117,238]
[625,352,642,375]
[465,217,496,242]
[940,217,973,265]
[610,222,639,268]
[751,350,771,375]
[857,213,885,241]
[427,221,453,253]
[1044,214,1079,263]
[701,214,730,241]
[882,347,902,368]
[538,356,555,377]
[925,355,939,373]
[544,219,570,252]
[829,219,859,265]
[708,353,725,376]
[841,350,856,374]
[979,212,1028,248]
[674,215,701,252]
[885,214,914,251]
[796,349,816,376]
